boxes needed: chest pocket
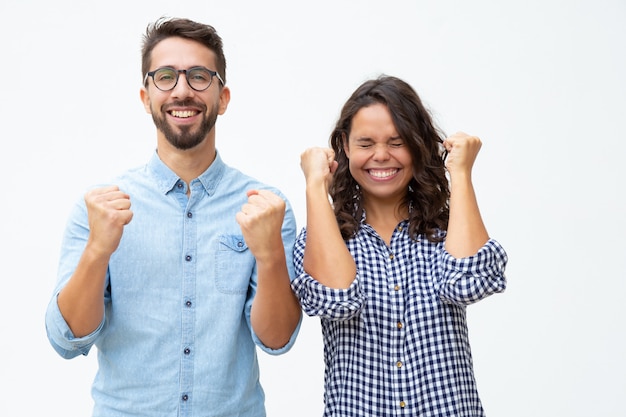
[215,234,255,294]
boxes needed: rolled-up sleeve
[292,227,365,320]
[291,274,365,320]
[437,238,508,305]
[45,293,103,359]
[44,198,104,359]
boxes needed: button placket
[180,195,197,410]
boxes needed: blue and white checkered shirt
[292,218,507,417]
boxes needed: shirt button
[389,253,394,259]
[182,394,188,401]
[394,285,400,291]
[396,361,402,368]
[185,255,192,262]
[177,183,184,189]
[397,322,403,329]
[187,211,193,218]
[399,401,406,408]
[184,348,191,355]
[237,241,243,248]
[185,300,192,307]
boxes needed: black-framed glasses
[144,66,224,91]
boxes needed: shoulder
[222,165,288,200]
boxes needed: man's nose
[171,71,194,98]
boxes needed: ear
[217,86,231,115]
[140,87,152,114]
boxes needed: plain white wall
[1,0,624,416]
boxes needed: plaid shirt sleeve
[291,227,365,320]
[436,238,508,305]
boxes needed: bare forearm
[303,182,356,288]
[57,246,109,337]
[445,173,489,258]
[58,185,132,336]
[251,255,301,350]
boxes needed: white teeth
[171,110,196,118]
[369,169,397,178]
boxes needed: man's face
[140,36,229,150]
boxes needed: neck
[156,135,217,184]
[363,195,408,222]
[362,200,408,246]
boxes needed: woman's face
[343,103,414,207]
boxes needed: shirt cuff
[438,238,508,305]
[45,292,103,358]
[253,314,302,356]
[291,274,365,320]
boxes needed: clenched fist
[84,185,133,257]
[443,132,482,177]
[235,189,285,262]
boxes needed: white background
[1,0,624,416]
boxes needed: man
[45,17,302,417]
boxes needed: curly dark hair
[141,17,226,86]
[329,75,450,242]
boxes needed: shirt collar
[147,149,226,196]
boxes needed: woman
[293,75,508,416]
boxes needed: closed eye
[389,137,405,148]
[355,139,374,149]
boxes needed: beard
[151,100,219,150]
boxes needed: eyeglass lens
[152,67,214,91]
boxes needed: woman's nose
[372,144,391,161]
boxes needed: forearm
[57,245,109,337]
[445,172,489,258]
[251,254,301,350]
[303,182,356,288]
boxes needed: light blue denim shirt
[45,150,301,417]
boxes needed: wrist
[305,179,329,196]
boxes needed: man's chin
[169,137,205,150]
[154,111,216,151]
[163,125,205,150]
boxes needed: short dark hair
[141,17,226,86]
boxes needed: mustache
[163,99,206,111]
